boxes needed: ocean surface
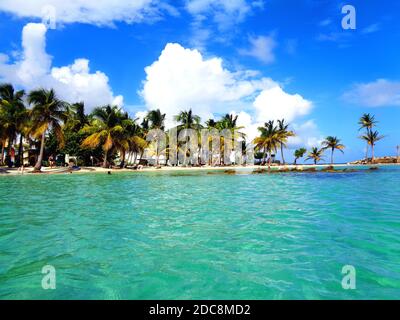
[1,166,400,299]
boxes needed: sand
[1,163,396,176]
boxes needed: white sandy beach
[1,163,394,176]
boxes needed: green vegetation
[1,83,388,169]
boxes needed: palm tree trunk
[268,152,272,172]
[34,132,46,171]
[156,141,159,166]
[139,150,144,165]
[16,134,24,167]
[371,144,375,163]
[280,144,285,165]
[365,144,369,161]
[0,143,4,166]
[133,152,138,166]
[331,148,334,164]
[294,158,297,165]
[6,137,12,168]
[262,147,267,165]
[120,151,126,168]
[103,150,108,168]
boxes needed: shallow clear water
[1,167,400,299]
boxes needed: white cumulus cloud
[0,23,123,111]
[140,42,315,147]
[253,86,312,123]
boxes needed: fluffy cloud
[239,35,277,64]
[0,23,123,111]
[0,0,177,26]
[140,42,315,146]
[253,86,312,123]
[343,79,400,107]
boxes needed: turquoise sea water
[0,166,400,299]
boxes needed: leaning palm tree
[28,89,67,171]
[293,148,307,165]
[0,83,26,167]
[253,120,280,170]
[322,136,345,164]
[81,105,126,168]
[306,147,324,165]
[360,130,384,163]
[359,113,378,160]
[277,119,295,165]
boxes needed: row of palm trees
[358,113,385,161]
[1,83,385,170]
[288,113,385,165]
[254,118,346,166]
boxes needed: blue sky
[0,0,399,162]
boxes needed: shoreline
[1,163,399,176]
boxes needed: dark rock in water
[343,168,358,173]
[253,169,268,174]
[224,169,236,174]
[303,167,317,172]
[369,167,379,170]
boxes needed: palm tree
[306,147,324,165]
[145,109,166,166]
[358,113,377,131]
[0,113,7,166]
[277,119,295,165]
[15,109,30,167]
[253,120,280,170]
[146,109,166,130]
[216,114,245,165]
[360,130,384,163]
[205,119,217,128]
[28,89,67,171]
[120,117,146,168]
[81,105,126,168]
[174,109,202,165]
[0,84,27,167]
[65,102,88,131]
[293,148,307,165]
[322,136,345,164]
[174,109,201,130]
[359,113,378,160]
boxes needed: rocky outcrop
[350,156,399,165]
